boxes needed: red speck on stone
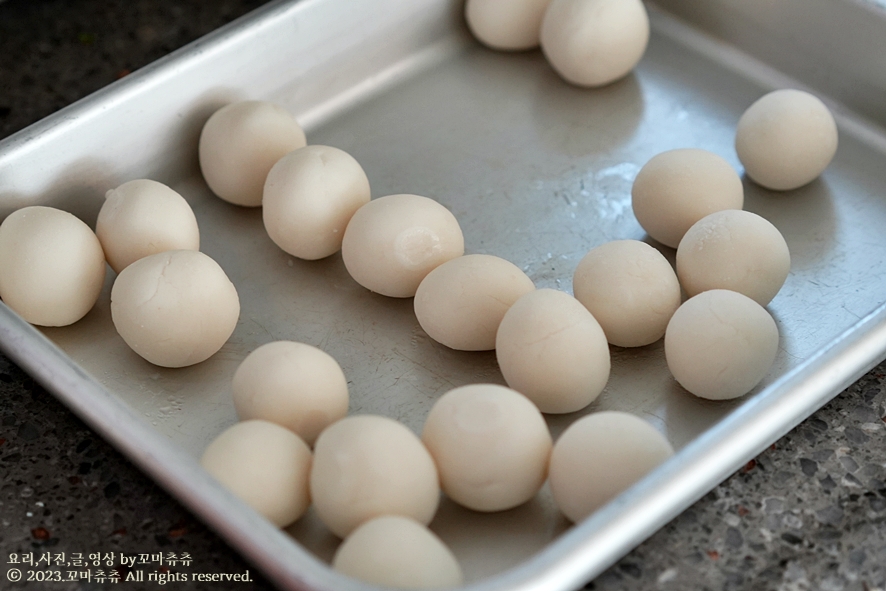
[706,550,720,560]
[168,526,187,538]
[742,459,756,473]
[881,416,886,424]
[116,69,131,79]
[111,528,126,536]
[0,438,6,447]
[68,476,80,485]
[737,505,750,517]
[159,566,170,574]
[769,443,777,451]
[31,527,50,541]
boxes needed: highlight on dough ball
[110,250,240,368]
[421,384,552,512]
[96,179,200,273]
[540,0,650,87]
[232,341,349,446]
[735,89,838,191]
[549,411,674,523]
[677,210,791,306]
[310,415,440,538]
[464,0,553,51]
[665,289,779,400]
[198,100,306,207]
[341,194,465,298]
[631,148,744,248]
[496,288,610,414]
[573,240,681,347]
[262,145,371,260]
[0,206,106,327]
[332,515,463,590]
[414,254,535,351]
[200,420,312,528]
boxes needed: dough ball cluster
[464,0,552,51]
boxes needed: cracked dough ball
[465,0,553,51]
[496,288,610,413]
[414,254,535,351]
[232,341,349,446]
[736,89,838,191]
[573,240,681,347]
[110,250,240,367]
[0,206,105,327]
[342,194,464,298]
[631,149,744,249]
[422,384,551,512]
[677,210,790,306]
[333,515,462,589]
[665,289,778,400]
[199,101,306,207]
[201,420,312,528]
[96,179,200,273]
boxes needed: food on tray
[263,145,371,260]
[631,148,744,249]
[332,515,463,589]
[96,179,200,273]
[0,206,105,327]
[736,89,838,191]
[677,210,791,306]
[200,420,312,528]
[573,240,681,347]
[110,250,240,368]
[232,340,349,446]
[549,411,674,522]
[341,194,464,298]
[421,384,551,512]
[540,0,649,87]
[464,0,552,51]
[665,289,778,400]
[414,254,535,351]
[496,288,610,414]
[198,100,306,207]
[310,415,440,538]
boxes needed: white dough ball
[201,420,312,528]
[677,210,791,306]
[0,206,105,327]
[573,240,681,347]
[333,516,463,590]
[496,288,610,414]
[665,289,778,400]
[735,89,838,191]
[465,0,553,51]
[631,148,744,248]
[422,384,551,512]
[310,415,440,538]
[199,101,307,207]
[110,250,240,368]
[341,194,464,298]
[263,145,371,260]
[96,179,200,273]
[549,411,674,522]
[414,254,535,351]
[540,0,650,87]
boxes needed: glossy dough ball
[201,420,312,528]
[414,254,535,351]
[110,250,240,368]
[341,194,464,298]
[735,89,838,191]
[199,101,307,207]
[573,240,681,347]
[677,210,790,306]
[665,290,778,400]
[232,341,349,446]
[263,145,371,260]
[540,0,649,87]
[496,289,610,413]
[465,0,552,51]
[422,384,552,512]
[96,179,200,273]
[549,411,674,522]
[0,206,105,327]
[310,415,440,538]
[333,516,463,589]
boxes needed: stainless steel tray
[2,0,886,589]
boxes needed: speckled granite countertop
[1,1,885,590]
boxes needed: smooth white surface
[465,0,552,51]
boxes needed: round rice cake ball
[465,0,552,51]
